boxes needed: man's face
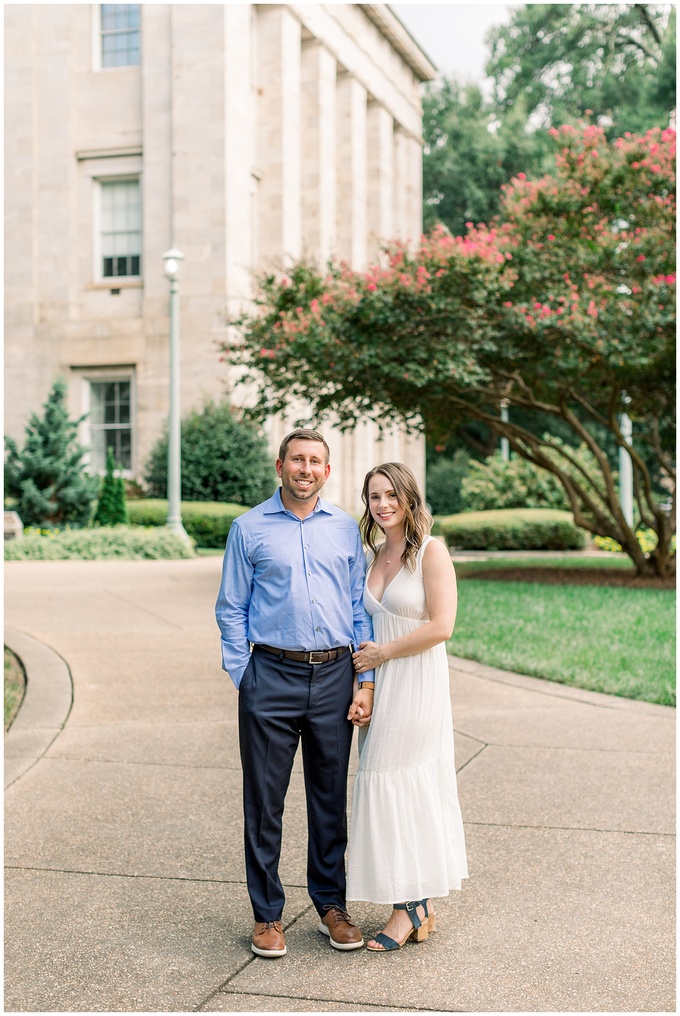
[276,439,330,505]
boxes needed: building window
[89,380,132,471]
[101,5,140,68]
[100,178,141,278]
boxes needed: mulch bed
[462,567,676,590]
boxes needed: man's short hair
[278,429,330,464]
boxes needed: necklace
[384,541,405,565]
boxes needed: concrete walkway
[4,558,675,1013]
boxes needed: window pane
[101,5,140,68]
[90,380,133,471]
[101,180,141,276]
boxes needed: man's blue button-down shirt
[215,488,374,688]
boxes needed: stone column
[301,39,336,265]
[224,4,255,310]
[336,72,367,269]
[392,125,408,242]
[406,133,423,242]
[256,5,302,262]
[366,101,393,263]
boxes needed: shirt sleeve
[215,521,253,689]
[350,527,375,683]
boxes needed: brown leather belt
[254,643,350,665]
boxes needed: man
[215,429,375,958]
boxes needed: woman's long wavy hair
[360,462,433,572]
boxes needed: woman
[346,462,468,952]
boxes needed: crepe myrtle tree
[223,125,675,578]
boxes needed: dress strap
[415,535,434,574]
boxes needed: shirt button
[312,598,317,603]
[316,627,321,632]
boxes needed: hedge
[127,499,248,548]
[438,508,587,551]
[4,525,195,561]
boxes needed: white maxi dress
[346,537,468,904]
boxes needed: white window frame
[93,3,141,72]
[92,173,143,285]
[74,368,136,478]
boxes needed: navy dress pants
[238,647,355,923]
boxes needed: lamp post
[619,391,634,529]
[500,399,510,461]
[162,248,190,542]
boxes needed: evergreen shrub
[143,400,276,506]
[426,450,470,515]
[439,508,586,551]
[94,448,128,526]
[4,378,99,527]
[127,499,248,548]
[4,526,195,561]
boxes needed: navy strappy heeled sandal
[366,901,429,952]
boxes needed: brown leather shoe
[251,920,286,957]
[318,905,364,950]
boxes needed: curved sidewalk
[5,558,675,1013]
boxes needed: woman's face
[367,473,406,534]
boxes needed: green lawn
[4,647,26,730]
[449,580,675,706]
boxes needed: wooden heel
[410,922,429,943]
[428,913,437,933]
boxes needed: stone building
[5,3,435,512]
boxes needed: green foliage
[225,125,675,577]
[4,525,195,561]
[4,648,25,731]
[127,499,248,549]
[436,509,586,551]
[93,448,128,526]
[143,400,276,506]
[426,450,470,515]
[461,452,567,511]
[487,5,676,136]
[423,79,553,236]
[4,378,99,528]
[459,442,608,514]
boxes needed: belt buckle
[308,651,326,664]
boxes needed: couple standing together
[215,429,468,956]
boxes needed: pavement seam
[194,903,317,1012]
[452,734,675,757]
[38,754,244,771]
[464,820,675,837]
[454,742,489,774]
[4,865,319,890]
[104,588,186,629]
[212,988,455,1012]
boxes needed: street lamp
[619,391,634,529]
[500,399,510,461]
[162,248,190,543]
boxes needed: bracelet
[359,681,375,690]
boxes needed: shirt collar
[263,487,334,517]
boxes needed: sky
[391,4,521,84]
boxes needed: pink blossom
[587,301,598,318]
[367,282,377,292]
[636,255,646,262]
